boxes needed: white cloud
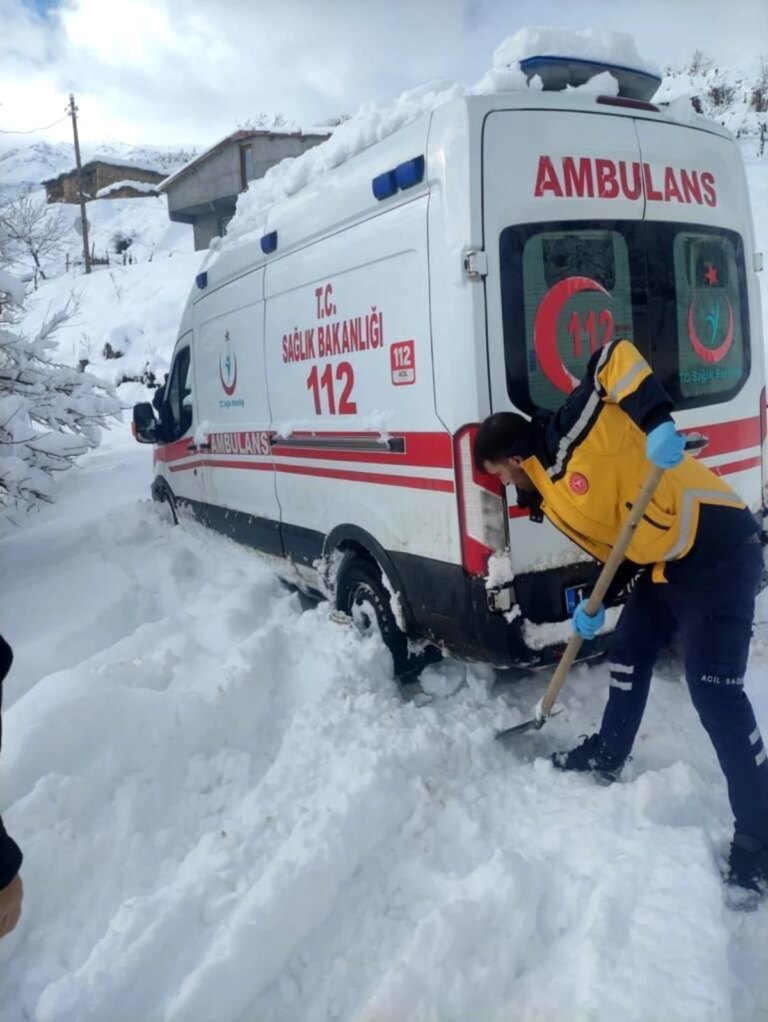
[2,0,466,146]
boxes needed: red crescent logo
[534,276,611,394]
[219,349,238,396]
[687,298,734,364]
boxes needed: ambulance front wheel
[160,491,179,526]
[335,553,409,677]
[151,479,179,526]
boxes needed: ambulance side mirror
[132,402,159,444]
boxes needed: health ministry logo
[687,262,734,365]
[219,330,238,396]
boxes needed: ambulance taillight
[454,425,506,576]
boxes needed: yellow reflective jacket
[520,339,747,581]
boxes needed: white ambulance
[133,57,766,677]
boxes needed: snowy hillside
[4,189,198,391]
[0,139,200,199]
[657,55,767,153]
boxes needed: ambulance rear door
[633,119,763,514]
[482,107,647,619]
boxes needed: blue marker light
[260,231,278,254]
[394,156,425,190]
[372,170,398,201]
[195,271,208,289]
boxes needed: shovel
[495,462,666,741]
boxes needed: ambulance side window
[164,347,192,440]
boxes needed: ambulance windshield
[498,220,750,414]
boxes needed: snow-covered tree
[0,270,120,517]
[0,191,70,287]
[688,50,713,76]
[238,112,296,131]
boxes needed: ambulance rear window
[518,228,634,410]
[670,231,746,402]
[499,220,750,414]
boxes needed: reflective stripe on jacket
[521,339,746,580]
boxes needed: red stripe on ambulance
[683,417,761,459]
[275,462,454,492]
[272,431,453,467]
[710,456,762,478]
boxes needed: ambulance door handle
[198,442,211,451]
[187,442,197,452]
[683,433,709,454]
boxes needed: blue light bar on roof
[260,231,278,254]
[519,55,661,102]
[372,170,398,201]
[195,271,208,289]
[395,155,425,190]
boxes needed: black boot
[551,733,626,785]
[727,833,768,897]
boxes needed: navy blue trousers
[601,541,768,844]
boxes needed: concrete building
[43,161,165,203]
[159,129,330,250]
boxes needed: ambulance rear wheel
[335,554,409,677]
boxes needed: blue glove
[646,421,685,469]
[572,599,605,640]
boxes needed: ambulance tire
[161,491,179,526]
[153,482,179,526]
[335,553,409,678]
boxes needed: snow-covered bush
[0,269,120,516]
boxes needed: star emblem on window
[703,263,719,287]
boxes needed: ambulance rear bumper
[390,552,611,669]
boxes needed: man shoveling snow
[475,338,768,896]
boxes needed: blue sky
[3,0,767,147]
[20,0,59,16]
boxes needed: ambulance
[133,55,766,677]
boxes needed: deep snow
[1,426,767,1022]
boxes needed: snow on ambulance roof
[210,27,681,260]
[491,26,660,76]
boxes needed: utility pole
[67,93,91,274]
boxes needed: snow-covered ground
[1,424,768,1022]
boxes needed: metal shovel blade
[495,708,562,741]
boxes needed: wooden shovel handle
[539,464,665,719]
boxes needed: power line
[0,115,69,135]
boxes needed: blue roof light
[195,271,208,289]
[372,170,398,201]
[260,231,278,254]
[519,55,661,102]
[395,155,425,191]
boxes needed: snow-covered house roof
[159,129,330,192]
[42,160,166,187]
